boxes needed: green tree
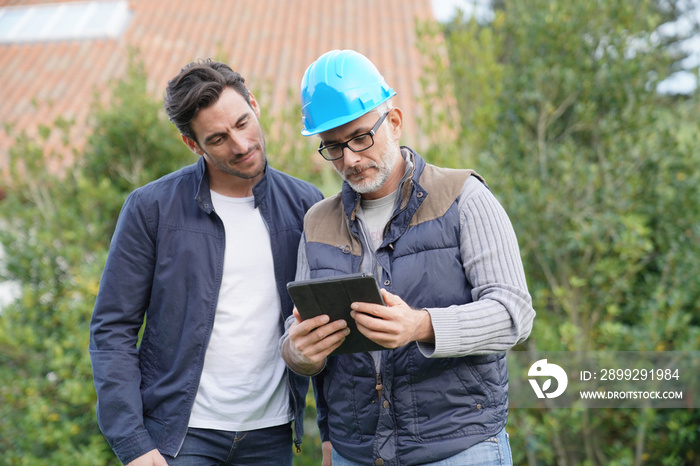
[0,56,192,465]
[418,0,700,464]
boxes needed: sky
[431,0,492,22]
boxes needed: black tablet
[286,273,386,355]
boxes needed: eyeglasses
[317,111,389,161]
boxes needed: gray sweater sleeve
[417,176,535,358]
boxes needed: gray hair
[374,99,394,115]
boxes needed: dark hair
[163,59,251,142]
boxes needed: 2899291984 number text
[600,368,679,381]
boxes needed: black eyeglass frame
[317,111,390,161]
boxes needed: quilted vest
[303,148,508,466]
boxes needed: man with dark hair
[90,59,323,465]
[282,50,535,466]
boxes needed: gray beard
[339,143,400,194]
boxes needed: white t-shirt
[188,191,291,431]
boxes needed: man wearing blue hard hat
[281,50,535,465]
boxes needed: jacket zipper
[375,372,383,401]
[260,206,302,454]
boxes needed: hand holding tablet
[287,274,387,355]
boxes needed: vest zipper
[352,217,372,275]
[375,372,383,400]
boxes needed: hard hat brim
[300,90,396,136]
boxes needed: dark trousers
[165,423,293,466]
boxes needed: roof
[0,0,438,174]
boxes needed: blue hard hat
[300,50,396,136]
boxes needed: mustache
[342,162,378,177]
[233,144,260,160]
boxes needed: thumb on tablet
[380,288,403,307]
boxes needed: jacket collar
[252,160,270,209]
[194,157,214,214]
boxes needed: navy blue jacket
[89,157,323,464]
[302,149,514,465]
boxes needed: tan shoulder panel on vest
[409,165,483,227]
[304,194,362,254]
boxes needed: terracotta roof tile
[0,0,438,174]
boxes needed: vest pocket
[407,357,499,441]
[325,357,377,444]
